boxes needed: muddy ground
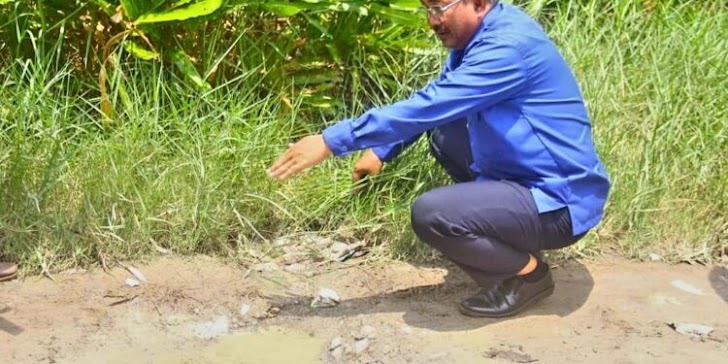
[2,251,727,363]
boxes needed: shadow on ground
[709,265,728,303]
[0,306,23,336]
[271,259,594,332]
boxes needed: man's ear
[474,0,491,16]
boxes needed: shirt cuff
[371,146,391,162]
[322,120,356,157]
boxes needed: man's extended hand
[352,149,383,182]
[268,134,332,180]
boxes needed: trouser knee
[410,191,448,247]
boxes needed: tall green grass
[0,1,726,271]
[549,1,727,262]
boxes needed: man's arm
[322,40,528,158]
[270,40,528,180]
[366,57,455,163]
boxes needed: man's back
[458,2,610,235]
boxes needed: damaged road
[1,255,727,363]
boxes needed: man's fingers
[269,149,294,174]
[270,158,299,179]
[269,154,296,178]
[277,161,304,180]
[269,134,331,180]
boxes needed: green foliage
[0,0,427,119]
[0,0,726,270]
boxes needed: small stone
[283,263,307,273]
[329,336,344,350]
[124,278,140,287]
[330,242,350,253]
[668,322,714,337]
[330,346,344,360]
[311,288,340,308]
[315,237,333,248]
[126,266,147,282]
[649,253,662,261]
[671,280,705,295]
[239,304,251,317]
[354,337,370,354]
[358,325,376,340]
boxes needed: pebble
[311,288,340,308]
[354,337,370,354]
[329,336,344,350]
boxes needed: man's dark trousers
[411,120,584,287]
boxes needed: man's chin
[439,38,455,48]
[440,39,462,50]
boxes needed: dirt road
[2,255,727,363]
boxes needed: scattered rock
[668,322,714,338]
[124,278,140,287]
[277,251,307,265]
[328,241,367,262]
[254,305,281,319]
[239,304,251,317]
[483,347,537,363]
[330,345,344,361]
[125,266,147,283]
[357,325,376,340]
[283,263,307,273]
[354,337,370,354]
[670,280,705,295]
[311,288,340,308]
[314,237,333,248]
[327,336,345,361]
[151,239,170,254]
[192,316,230,340]
[329,336,344,350]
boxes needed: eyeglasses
[421,0,466,18]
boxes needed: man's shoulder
[471,14,552,62]
[480,3,548,44]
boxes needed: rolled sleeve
[322,119,356,156]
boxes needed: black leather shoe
[459,270,555,318]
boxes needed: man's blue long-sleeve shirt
[322,2,610,235]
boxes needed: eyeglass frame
[421,0,466,18]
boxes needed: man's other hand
[352,149,383,182]
[268,134,332,180]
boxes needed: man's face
[423,0,490,50]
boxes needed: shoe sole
[458,285,555,318]
[0,273,17,282]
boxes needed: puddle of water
[161,327,325,364]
